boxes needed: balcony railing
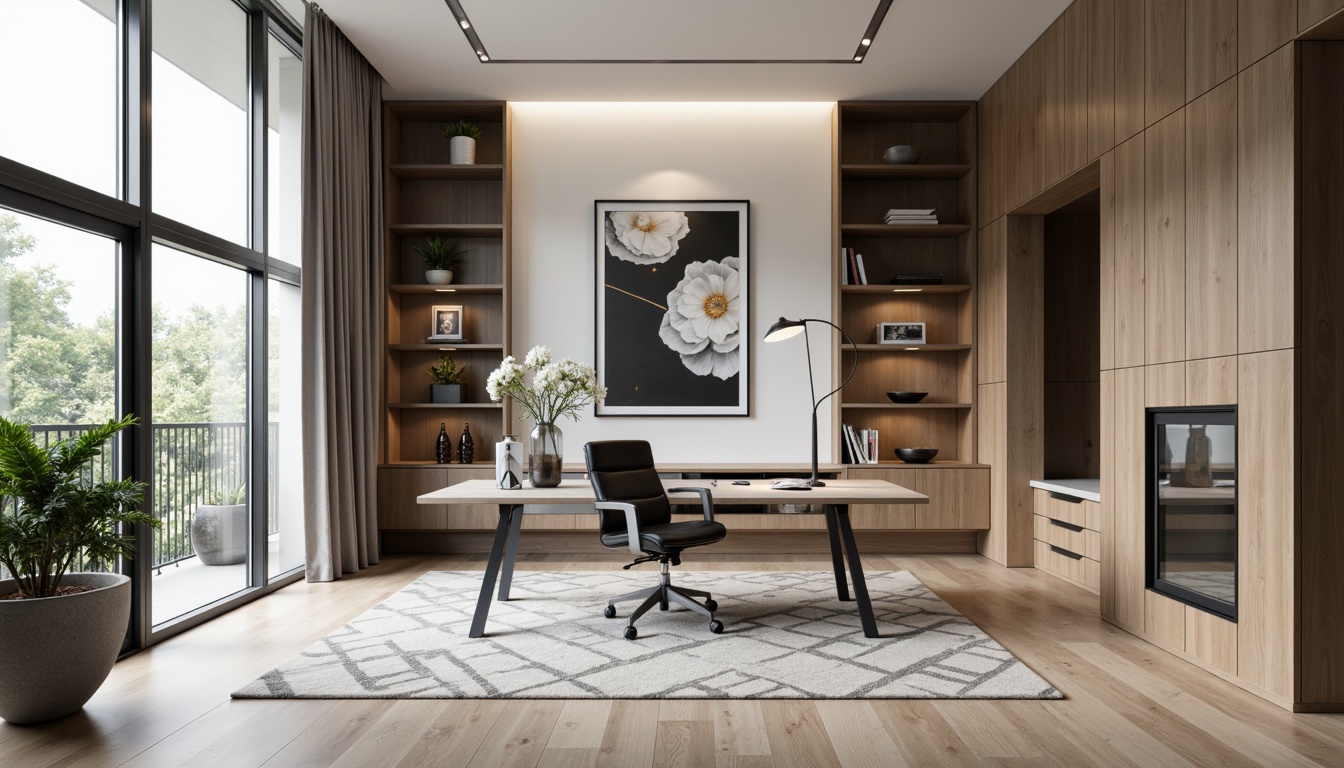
[24,422,279,570]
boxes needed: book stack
[885,208,938,225]
[841,423,879,464]
[840,247,869,285]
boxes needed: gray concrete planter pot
[0,572,130,724]
[191,503,247,565]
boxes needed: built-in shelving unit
[381,102,510,470]
[836,102,978,467]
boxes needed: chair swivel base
[604,560,723,639]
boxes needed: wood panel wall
[976,0,1344,709]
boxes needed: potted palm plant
[414,237,466,285]
[443,120,483,165]
[190,484,246,566]
[430,355,465,404]
[0,414,157,724]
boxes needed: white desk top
[418,478,927,506]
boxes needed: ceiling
[315,0,1073,102]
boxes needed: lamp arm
[804,318,859,415]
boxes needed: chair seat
[601,519,727,554]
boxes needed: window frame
[0,0,305,651]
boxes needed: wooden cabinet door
[917,468,990,530]
[845,467,919,529]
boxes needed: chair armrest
[667,487,714,522]
[594,500,644,555]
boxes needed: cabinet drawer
[1034,514,1100,560]
[1033,488,1101,531]
[1034,539,1100,593]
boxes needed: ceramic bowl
[886,391,928,404]
[882,145,920,164]
[894,447,939,464]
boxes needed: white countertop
[1029,478,1101,502]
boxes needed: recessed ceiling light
[854,56,863,62]
[460,20,470,29]
[480,55,489,62]
[861,38,872,46]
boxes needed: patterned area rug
[234,570,1060,700]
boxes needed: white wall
[510,102,834,463]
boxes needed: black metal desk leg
[469,504,517,638]
[824,506,851,601]
[497,505,525,601]
[835,505,879,638]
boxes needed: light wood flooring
[3,553,1343,767]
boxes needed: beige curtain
[301,3,384,581]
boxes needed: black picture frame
[594,200,749,416]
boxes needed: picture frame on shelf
[429,305,464,341]
[877,321,926,345]
[594,199,750,416]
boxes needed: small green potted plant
[191,483,246,566]
[443,120,483,165]
[413,237,466,285]
[0,414,158,724]
[430,355,465,404]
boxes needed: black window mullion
[248,4,269,589]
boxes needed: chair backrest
[584,440,672,540]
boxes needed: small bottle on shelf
[435,422,452,464]
[459,422,475,464]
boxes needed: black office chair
[584,440,728,639]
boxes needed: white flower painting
[659,256,741,379]
[595,201,749,416]
[605,211,690,265]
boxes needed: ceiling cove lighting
[447,0,893,64]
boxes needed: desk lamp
[763,317,858,486]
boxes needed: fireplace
[1146,407,1237,621]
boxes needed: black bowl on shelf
[894,447,939,464]
[886,391,928,404]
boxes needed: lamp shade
[764,317,806,342]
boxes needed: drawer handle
[1048,491,1084,504]
[1050,544,1083,560]
[1049,518,1084,533]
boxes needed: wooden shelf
[846,343,973,353]
[842,403,973,410]
[848,460,990,468]
[388,403,503,409]
[389,343,505,352]
[391,224,504,238]
[841,224,972,238]
[379,461,497,468]
[389,284,504,295]
[389,164,503,180]
[841,284,971,295]
[840,164,972,180]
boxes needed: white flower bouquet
[486,346,607,425]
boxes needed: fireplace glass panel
[1149,408,1236,621]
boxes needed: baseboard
[1100,615,1297,712]
[380,529,979,555]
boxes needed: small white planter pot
[425,269,454,285]
[449,136,476,165]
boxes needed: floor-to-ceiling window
[0,0,304,648]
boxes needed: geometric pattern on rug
[233,570,1061,700]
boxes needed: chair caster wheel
[603,605,617,619]
[624,626,639,640]
[709,620,724,634]
[704,600,718,612]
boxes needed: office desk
[418,478,927,638]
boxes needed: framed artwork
[877,321,926,345]
[429,305,464,341]
[595,200,749,416]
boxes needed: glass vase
[528,422,563,488]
